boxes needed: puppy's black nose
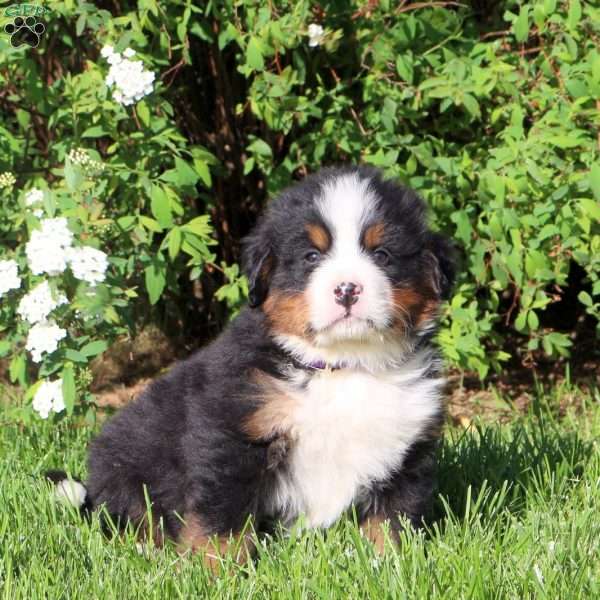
[334,282,362,308]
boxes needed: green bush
[0,0,598,416]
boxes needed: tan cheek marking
[391,287,440,331]
[263,291,312,338]
[306,223,331,252]
[178,513,255,573]
[363,222,385,250]
[361,515,390,555]
[243,370,297,441]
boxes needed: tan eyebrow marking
[363,222,385,250]
[305,223,331,252]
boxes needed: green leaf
[247,138,273,157]
[82,125,108,138]
[246,36,264,71]
[527,310,539,330]
[450,210,472,244]
[589,164,600,202]
[515,311,527,331]
[65,349,88,363]
[546,332,571,348]
[462,94,481,119]
[9,354,26,385]
[145,256,167,305]
[513,5,530,42]
[137,101,151,127]
[117,216,136,231]
[578,291,593,307]
[139,216,164,232]
[395,55,414,84]
[193,158,212,187]
[167,227,182,260]
[150,184,173,227]
[183,215,213,237]
[243,157,255,175]
[567,0,582,30]
[174,157,199,187]
[579,198,600,221]
[62,364,76,415]
[80,340,109,358]
[64,161,84,192]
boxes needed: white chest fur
[269,352,443,528]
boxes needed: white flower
[24,188,45,218]
[307,23,325,47]
[40,217,73,247]
[0,172,16,189]
[100,44,114,58]
[102,49,156,106]
[107,52,123,65]
[67,148,103,173]
[0,259,21,296]
[67,147,90,166]
[26,320,67,362]
[32,378,65,419]
[17,281,66,324]
[68,246,109,285]
[24,188,44,206]
[25,217,73,276]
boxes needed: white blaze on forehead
[316,172,378,255]
[306,172,393,343]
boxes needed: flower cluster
[16,218,109,365]
[17,280,67,363]
[67,246,109,285]
[26,321,67,363]
[308,23,325,47]
[0,172,16,189]
[24,217,109,285]
[4,169,113,420]
[24,187,44,217]
[67,148,104,173]
[17,281,66,325]
[0,259,21,297]
[26,217,74,276]
[32,379,65,419]
[101,45,156,106]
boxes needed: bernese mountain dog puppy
[51,165,455,565]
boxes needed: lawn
[1,386,599,599]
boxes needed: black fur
[51,166,455,549]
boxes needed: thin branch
[396,1,467,14]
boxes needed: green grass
[1,388,600,599]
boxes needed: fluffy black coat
[55,165,455,554]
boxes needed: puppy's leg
[360,438,439,553]
[177,512,255,572]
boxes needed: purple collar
[305,359,346,371]
[281,349,349,372]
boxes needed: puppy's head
[242,166,455,365]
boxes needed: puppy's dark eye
[304,250,321,264]
[373,248,391,266]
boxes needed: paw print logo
[4,16,45,48]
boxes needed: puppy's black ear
[426,232,456,300]
[242,223,275,308]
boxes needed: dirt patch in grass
[90,325,177,408]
